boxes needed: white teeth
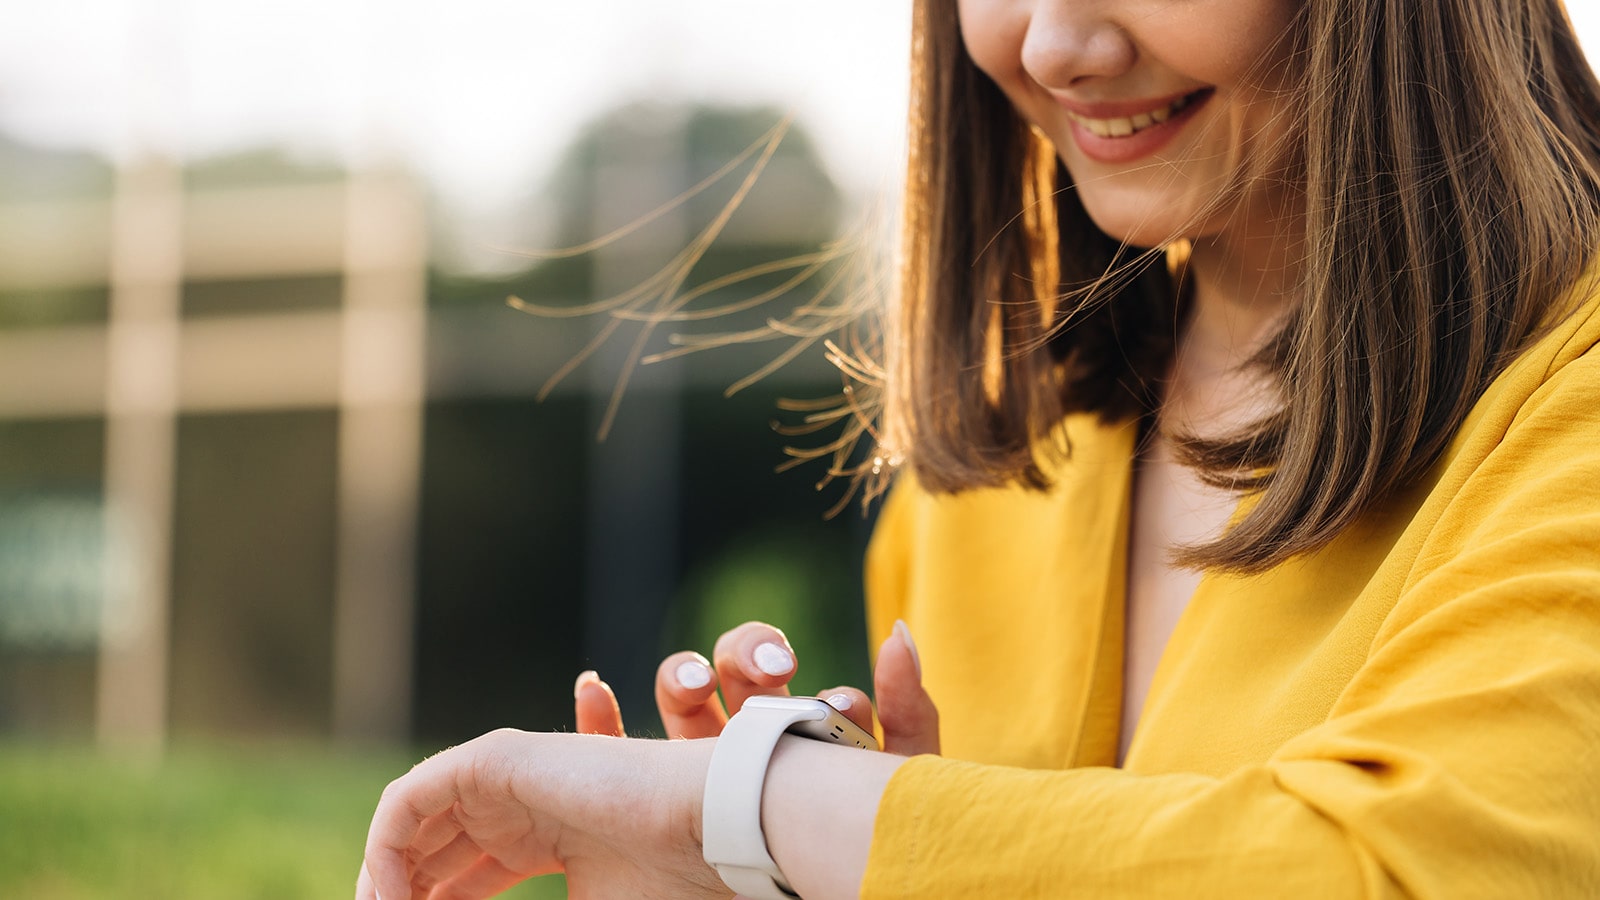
[1068,92,1195,139]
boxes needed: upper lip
[1049,88,1208,120]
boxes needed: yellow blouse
[860,279,1600,897]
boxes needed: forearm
[757,735,911,899]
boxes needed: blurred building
[0,105,874,750]
[0,136,425,747]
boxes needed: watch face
[742,695,879,751]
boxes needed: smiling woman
[356,0,1600,897]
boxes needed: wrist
[702,697,886,899]
[759,736,909,900]
[664,738,719,885]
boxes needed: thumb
[874,619,940,756]
[574,670,625,737]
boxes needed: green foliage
[670,528,872,703]
[0,286,110,328]
[0,742,570,900]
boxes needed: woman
[357,0,1600,896]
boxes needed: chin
[1076,198,1189,251]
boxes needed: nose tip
[1020,15,1138,90]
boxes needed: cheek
[955,0,1026,89]
[1142,2,1297,88]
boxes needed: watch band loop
[702,697,861,900]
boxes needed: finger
[363,735,511,900]
[364,785,439,899]
[655,651,728,739]
[875,619,940,756]
[401,808,468,889]
[391,807,468,900]
[712,621,796,715]
[427,853,551,900]
[409,830,487,895]
[816,686,876,737]
[574,670,625,737]
[355,862,374,900]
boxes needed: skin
[358,0,1307,895]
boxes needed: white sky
[0,1,916,265]
[2,2,1600,266]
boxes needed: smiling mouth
[1064,89,1210,139]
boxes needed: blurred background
[4,3,1600,898]
[0,1,911,896]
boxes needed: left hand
[355,729,726,900]
[577,619,939,756]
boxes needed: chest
[1121,432,1237,756]
[888,414,1419,775]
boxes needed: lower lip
[1066,89,1213,164]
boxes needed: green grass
[0,742,569,899]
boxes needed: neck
[1182,194,1304,371]
[1162,195,1304,436]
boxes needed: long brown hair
[889,0,1600,572]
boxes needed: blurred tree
[413,102,871,743]
[182,148,346,191]
[0,134,113,328]
[0,135,112,202]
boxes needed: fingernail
[753,642,795,676]
[894,619,922,679]
[825,693,853,712]
[574,669,599,699]
[675,660,712,690]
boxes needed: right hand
[575,620,940,756]
[356,729,726,900]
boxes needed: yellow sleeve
[862,353,1600,896]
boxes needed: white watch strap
[702,698,831,899]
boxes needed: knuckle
[725,621,784,646]
[378,776,408,805]
[408,862,439,891]
[748,621,788,642]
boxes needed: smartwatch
[701,695,879,899]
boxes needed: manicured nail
[825,693,853,712]
[753,642,795,676]
[574,670,599,699]
[894,619,922,679]
[675,659,712,690]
